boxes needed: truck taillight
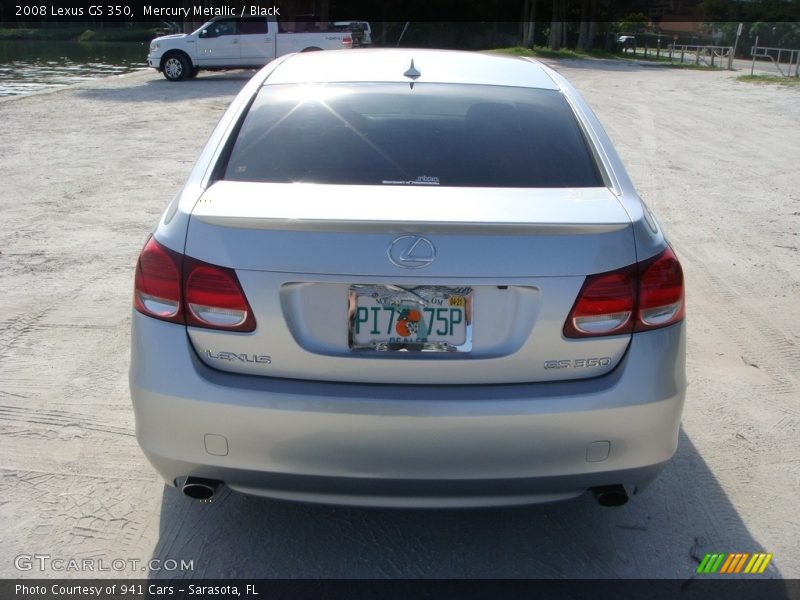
[564,247,684,338]
[133,237,256,332]
[342,36,353,48]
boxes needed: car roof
[264,49,560,90]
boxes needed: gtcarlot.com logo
[696,552,773,575]
[14,554,194,573]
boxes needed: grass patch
[490,46,717,69]
[737,74,800,88]
[660,61,719,71]
[491,46,617,60]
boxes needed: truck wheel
[162,53,190,81]
[187,67,200,79]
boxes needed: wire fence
[749,43,800,77]
[666,44,734,69]
[623,43,735,69]
[626,41,800,76]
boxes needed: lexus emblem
[387,235,436,269]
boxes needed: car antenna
[403,59,420,89]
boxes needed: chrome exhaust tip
[181,477,222,502]
[590,485,629,507]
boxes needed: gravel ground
[0,60,798,581]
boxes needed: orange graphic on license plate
[395,308,421,337]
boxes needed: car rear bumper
[130,312,686,507]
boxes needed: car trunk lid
[184,182,636,384]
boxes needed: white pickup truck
[147,16,358,81]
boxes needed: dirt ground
[0,59,798,580]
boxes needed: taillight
[563,268,636,337]
[342,35,353,48]
[184,259,255,332]
[564,246,684,338]
[134,237,183,323]
[133,237,255,332]
[635,246,684,331]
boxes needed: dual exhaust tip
[179,478,629,507]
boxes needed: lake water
[0,40,147,97]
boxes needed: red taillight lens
[564,246,685,338]
[342,35,353,48]
[635,246,684,331]
[133,237,255,332]
[134,237,183,323]
[563,268,636,337]
[184,260,255,332]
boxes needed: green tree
[618,12,649,35]
[750,22,800,48]
[548,0,566,50]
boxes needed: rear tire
[162,53,190,81]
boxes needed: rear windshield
[223,83,602,188]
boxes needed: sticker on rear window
[382,175,440,186]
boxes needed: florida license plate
[349,285,473,352]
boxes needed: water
[0,40,147,97]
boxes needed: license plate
[349,285,473,352]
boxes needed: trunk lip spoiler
[190,181,633,234]
[188,214,629,235]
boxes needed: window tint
[205,19,236,37]
[237,17,268,35]
[223,83,602,188]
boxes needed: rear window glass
[223,83,602,188]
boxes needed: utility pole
[731,22,743,70]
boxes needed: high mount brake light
[133,237,256,332]
[564,247,684,338]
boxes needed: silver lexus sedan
[130,49,686,508]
